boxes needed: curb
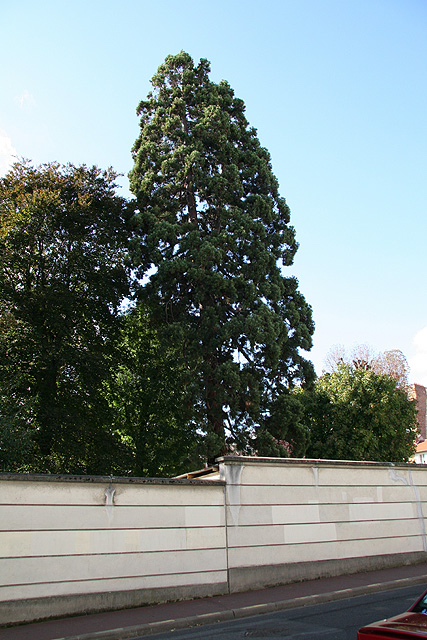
[50,574,427,640]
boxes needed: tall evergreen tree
[129,52,314,460]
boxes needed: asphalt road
[138,584,423,640]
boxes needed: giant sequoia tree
[129,52,315,460]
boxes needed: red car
[358,590,427,638]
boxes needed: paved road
[141,584,423,640]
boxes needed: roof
[174,465,221,480]
[416,440,427,453]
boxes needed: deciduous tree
[0,160,132,473]
[324,344,410,389]
[301,363,417,462]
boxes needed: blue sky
[1,0,426,382]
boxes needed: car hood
[363,612,427,636]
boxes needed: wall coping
[2,457,425,485]
[0,473,225,486]
[216,456,426,470]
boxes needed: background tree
[301,363,417,462]
[105,304,203,477]
[371,349,410,390]
[324,344,410,389]
[129,52,315,461]
[0,304,37,470]
[0,160,132,473]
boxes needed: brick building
[409,383,427,441]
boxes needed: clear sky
[1,0,426,383]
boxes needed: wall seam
[223,479,231,595]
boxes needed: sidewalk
[1,563,427,640]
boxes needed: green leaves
[301,363,418,462]
[0,54,317,474]
[104,304,203,477]
[0,160,132,473]
[130,52,315,460]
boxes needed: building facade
[409,384,427,442]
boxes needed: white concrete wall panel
[226,518,422,549]
[0,526,226,558]
[0,481,225,506]
[227,535,424,568]
[0,481,106,505]
[113,485,225,506]
[233,464,315,486]
[0,569,228,601]
[1,504,225,531]
[235,483,425,505]
[1,547,227,585]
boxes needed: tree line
[0,52,417,476]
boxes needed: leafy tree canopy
[301,363,418,462]
[0,160,132,473]
[129,51,315,460]
[104,303,204,477]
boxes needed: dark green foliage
[0,160,132,473]
[129,52,315,460]
[301,364,418,462]
[105,304,203,477]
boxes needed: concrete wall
[0,474,227,625]
[220,458,427,591]
[1,457,427,625]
